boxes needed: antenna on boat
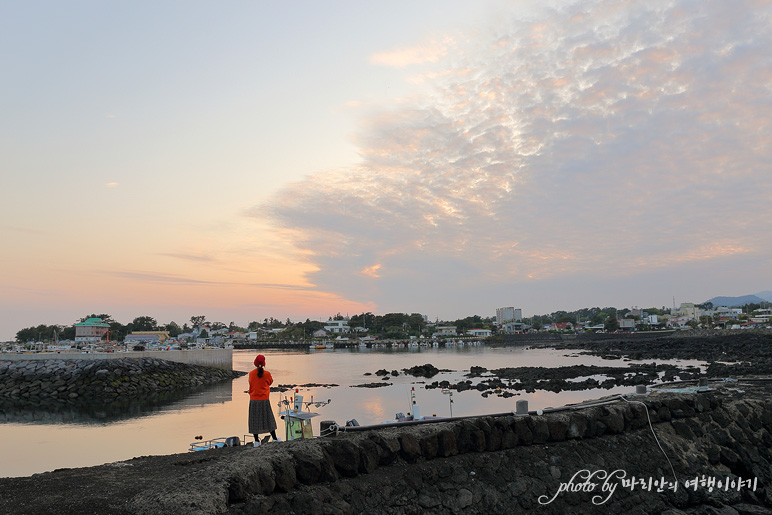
[410,387,419,419]
[442,387,454,417]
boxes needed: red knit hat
[254,355,266,367]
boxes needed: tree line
[16,301,767,342]
[14,312,498,343]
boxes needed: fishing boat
[189,435,250,451]
[335,386,447,429]
[188,390,331,451]
[379,386,444,424]
[277,390,331,440]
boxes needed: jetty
[1,379,771,514]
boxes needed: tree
[383,326,407,339]
[15,326,39,343]
[407,313,426,334]
[80,314,116,324]
[190,315,207,328]
[605,315,619,332]
[131,316,157,331]
[165,321,182,337]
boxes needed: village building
[124,331,170,343]
[74,318,110,344]
[324,320,350,334]
[496,307,522,325]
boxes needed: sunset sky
[2,0,771,340]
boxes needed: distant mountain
[705,294,768,307]
[755,291,772,302]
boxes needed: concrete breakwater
[0,357,244,404]
[2,380,771,514]
[1,348,234,370]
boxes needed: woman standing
[247,354,279,445]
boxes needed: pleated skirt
[248,399,277,434]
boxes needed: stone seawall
[2,380,771,514]
[0,357,244,404]
[1,348,234,370]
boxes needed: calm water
[0,346,702,478]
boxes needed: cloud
[261,0,772,315]
[105,182,119,188]
[158,252,217,263]
[360,264,382,278]
[107,270,316,291]
[369,36,455,67]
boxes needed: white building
[502,322,525,333]
[467,329,491,337]
[496,307,522,325]
[713,307,742,319]
[434,326,457,336]
[324,320,350,334]
[677,303,702,320]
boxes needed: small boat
[379,387,444,424]
[188,391,331,451]
[277,390,331,440]
[189,435,250,451]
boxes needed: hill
[755,290,772,302]
[705,292,769,307]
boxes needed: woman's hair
[257,365,264,378]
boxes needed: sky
[2,0,771,340]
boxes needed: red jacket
[248,368,273,400]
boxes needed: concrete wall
[0,348,233,370]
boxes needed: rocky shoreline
[360,332,772,398]
[0,357,244,406]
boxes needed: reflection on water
[0,381,233,425]
[0,346,705,478]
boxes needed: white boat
[378,387,444,424]
[189,435,250,451]
[188,392,331,451]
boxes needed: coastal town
[4,299,771,354]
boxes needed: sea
[0,346,704,478]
